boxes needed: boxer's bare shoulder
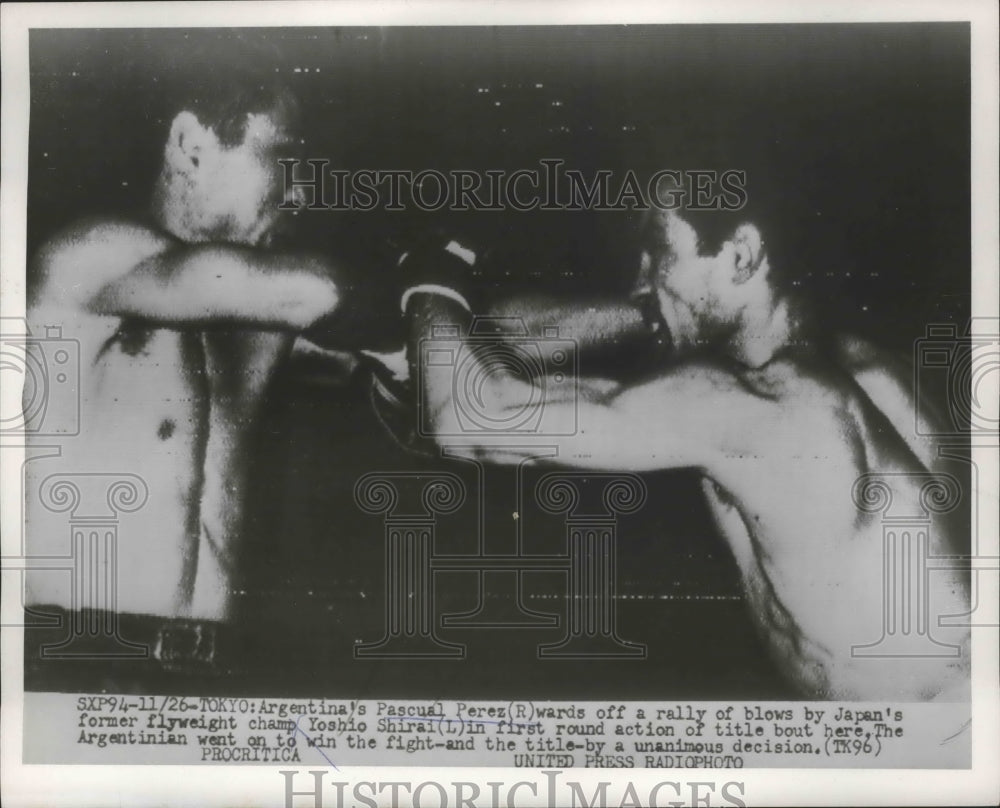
[832,332,945,469]
[30,215,174,308]
[638,352,862,472]
[712,346,941,518]
[667,353,872,510]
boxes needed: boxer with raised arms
[25,69,340,627]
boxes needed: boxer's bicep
[488,295,646,350]
[465,391,701,470]
[456,366,734,471]
[89,245,339,329]
[558,366,770,471]
[30,218,173,309]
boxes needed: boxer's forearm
[487,295,647,356]
[447,359,755,471]
[405,293,473,436]
[89,245,340,330]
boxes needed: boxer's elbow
[422,373,512,452]
[289,275,340,329]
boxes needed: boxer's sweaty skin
[410,205,970,699]
[25,219,336,621]
[424,322,968,699]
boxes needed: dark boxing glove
[364,234,479,455]
[398,236,478,315]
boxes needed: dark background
[25,25,970,699]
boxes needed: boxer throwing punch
[392,174,970,701]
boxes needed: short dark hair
[638,121,849,289]
[159,33,299,147]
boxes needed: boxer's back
[699,346,970,699]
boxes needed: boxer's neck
[727,286,800,368]
[149,169,212,244]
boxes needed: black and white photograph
[2,1,997,806]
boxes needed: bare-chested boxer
[25,74,339,624]
[396,195,971,701]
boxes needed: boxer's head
[636,136,826,355]
[154,68,305,248]
[639,201,774,354]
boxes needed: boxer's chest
[91,323,206,422]
[69,325,205,488]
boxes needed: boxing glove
[398,234,479,315]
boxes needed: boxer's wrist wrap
[398,239,476,314]
[400,284,471,314]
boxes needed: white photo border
[2,2,997,806]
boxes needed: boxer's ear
[165,111,215,175]
[730,223,766,283]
